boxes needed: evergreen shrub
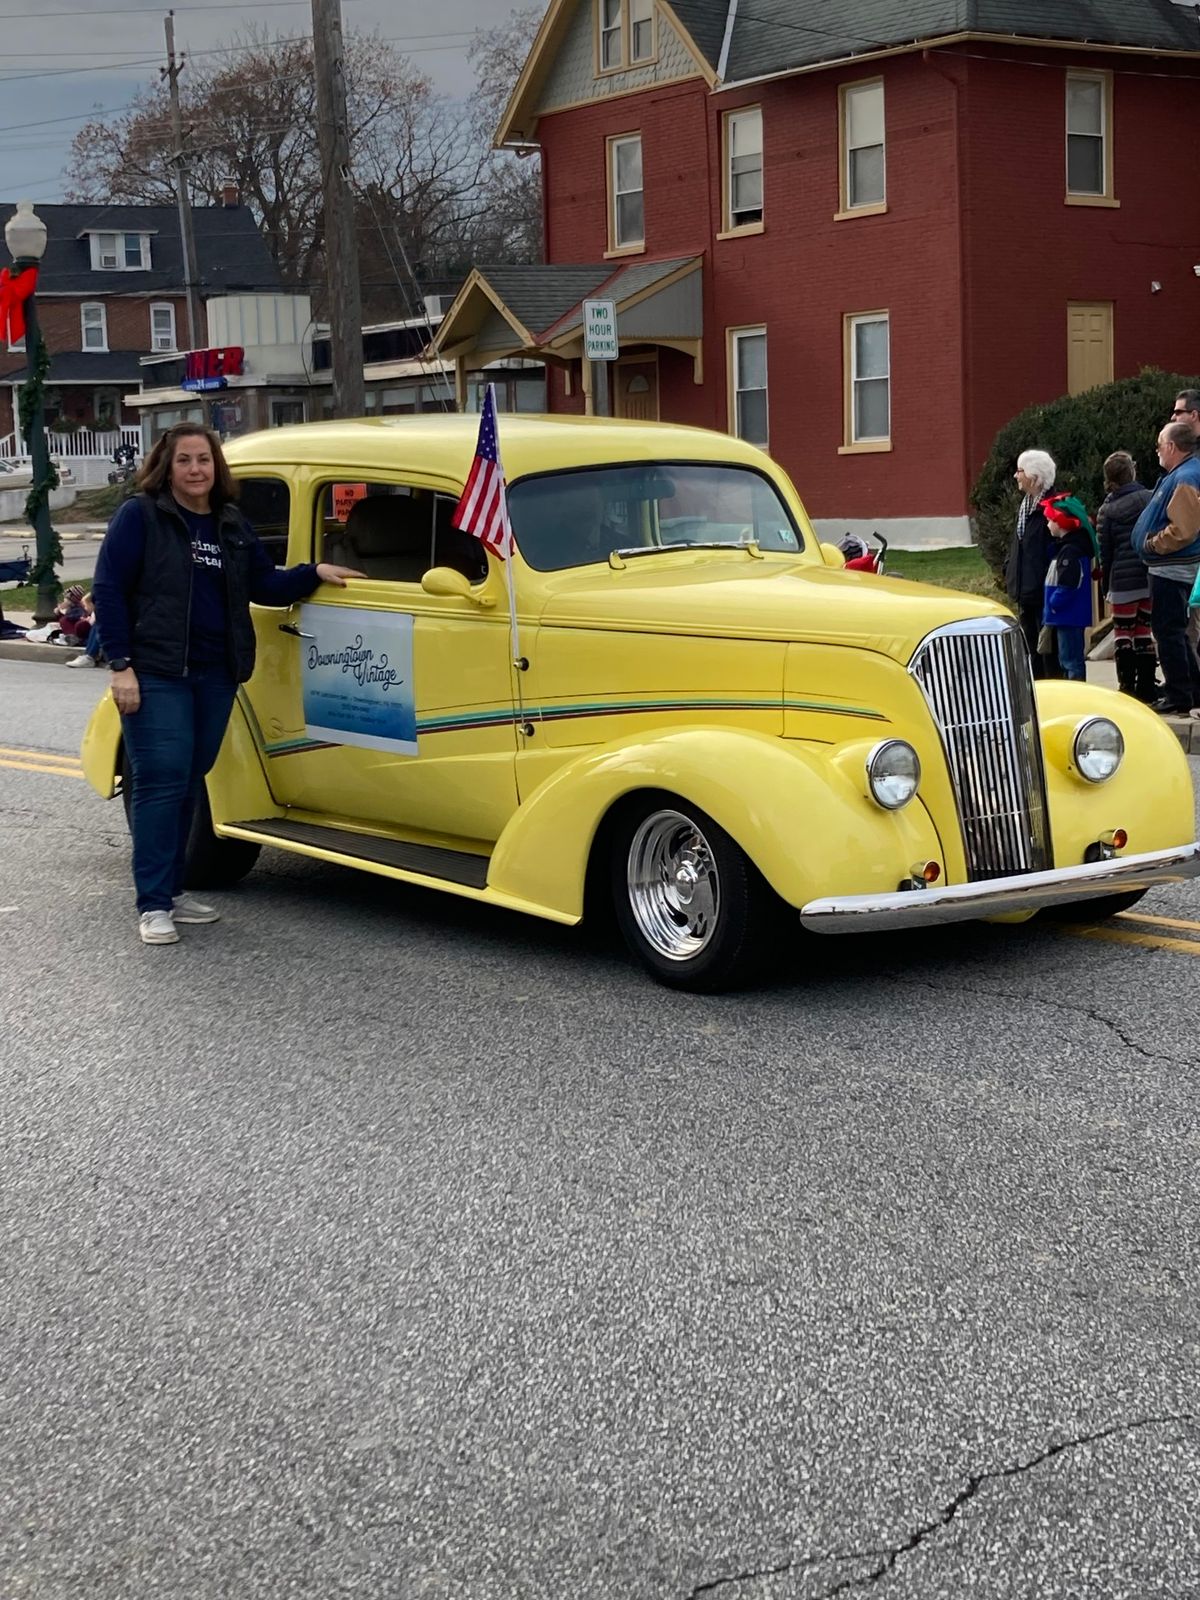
[970,369,1199,578]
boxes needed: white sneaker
[139,910,179,944]
[171,893,220,924]
[66,653,97,668]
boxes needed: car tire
[1042,888,1147,922]
[120,747,261,889]
[610,794,776,991]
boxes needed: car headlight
[1072,717,1124,783]
[866,739,921,809]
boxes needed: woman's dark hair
[1102,450,1135,492]
[136,422,239,509]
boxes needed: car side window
[236,476,291,567]
[315,481,488,584]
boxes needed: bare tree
[65,30,447,291]
[466,5,546,265]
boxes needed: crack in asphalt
[885,974,1197,1069]
[687,1413,1198,1598]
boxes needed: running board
[221,817,491,889]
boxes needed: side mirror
[820,542,847,569]
[421,565,495,607]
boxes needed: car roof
[222,413,771,484]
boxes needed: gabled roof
[0,202,282,297]
[688,0,1200,84]
[499,0,1200,142]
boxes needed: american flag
[452,384,512,560]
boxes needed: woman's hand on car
[315,563,366,587]
[110,667,140,715]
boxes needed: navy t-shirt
[181,508,227,666]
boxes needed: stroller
[0,547,32,639]
[108,441,138,486]
[838,531,889,574]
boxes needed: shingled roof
[1,202,281,296]
[668,0,1200,83]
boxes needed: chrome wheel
[626,809,721,961]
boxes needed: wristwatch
[107,657,131,672]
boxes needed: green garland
[17,331,62,593]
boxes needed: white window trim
[721,106,764,238]
[81,302,109,353]
[606,131,645,256]
[150,301,177,351]
[727,325,768,448]
[837,78,887,219]
[1065,69,1118,207]
[88,231,152,271]
[842,311,891,453]
[595,0,658,75]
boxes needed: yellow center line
[0,745,82,767]
[1066,924,1200,958]
[0,757,87,779]
[1116,911,1200,937]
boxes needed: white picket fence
[0,425,141,460]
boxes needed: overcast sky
[0,0,531,205]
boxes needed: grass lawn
[887,545,1009,606]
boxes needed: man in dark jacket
[1131,422,1200,713]
[1005,449,1059,678]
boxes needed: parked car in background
[80,414,1200,989]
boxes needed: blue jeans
[1149,574,1200,709]
[1055,626,1086,681]
[120,667,237,913]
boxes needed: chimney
[221,178,239,208]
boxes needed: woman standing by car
[92,422,362,946]
[1006,449,1059,678]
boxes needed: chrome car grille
[909,618,1051,881]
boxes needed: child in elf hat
[1041,492,1099,681]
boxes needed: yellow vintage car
[81,415,1199,989]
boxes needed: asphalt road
[3,657,1200,1599]
[0,529,99,592]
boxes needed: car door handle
[278,622,314,638]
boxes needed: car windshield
[508,462,804,572]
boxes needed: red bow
[0,265,37,347]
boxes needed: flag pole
[488,385,526,726]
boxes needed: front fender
[489,728,943,920]
[80,690,121,798]
[1037,679,1196,862]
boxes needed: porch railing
[0,425,141,459]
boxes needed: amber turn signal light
[911,860,941,883]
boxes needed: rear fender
[80,691,121,798]
[488,728,942,920]
[78,686,278,825]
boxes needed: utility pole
[163,11,201,350]
[312,0,365,417]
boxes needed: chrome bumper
[800,843,1200,934]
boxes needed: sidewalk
[0,522,108,542]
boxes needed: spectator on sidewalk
[1132,421,1200,713]
[1097,451,1156,701]
[1042,492,1100,682]
[1006,449,1060,678]
[1173,388,1200,441]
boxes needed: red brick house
[433,0,1200,547]
[1,197,281,481]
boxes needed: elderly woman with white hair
[1005,448,1060,678]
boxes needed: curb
[0,640,88,664]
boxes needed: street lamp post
[3,200,57,626]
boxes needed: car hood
[534,555,1007,666]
